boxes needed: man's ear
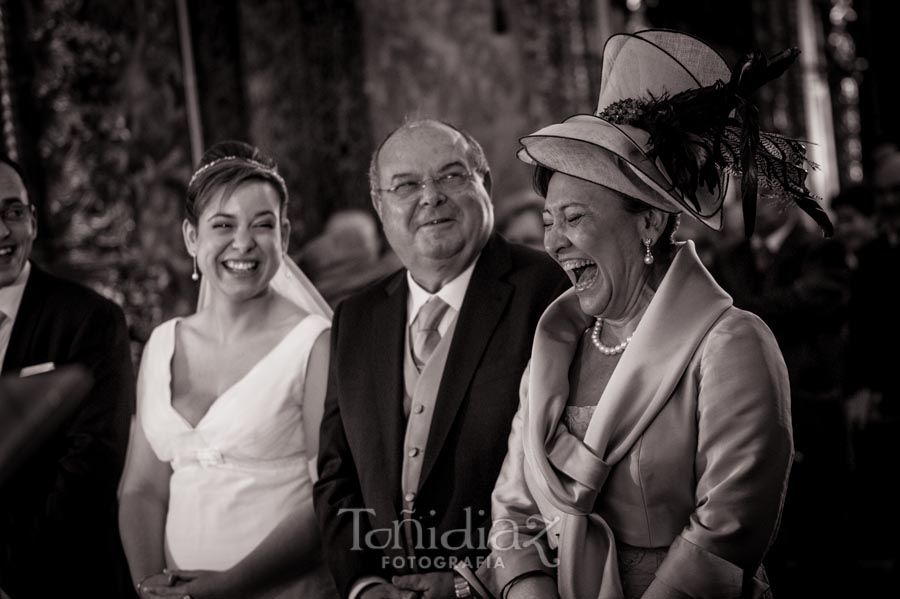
[371,191,384,221]
[182,218,198,256]
[28,203,37,242]
[481,169,493,196]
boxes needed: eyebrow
[0,197,28,205]
[206,210,276,221]
[544,201,588,214]
[389,161,468,182]
[437,161,467,172]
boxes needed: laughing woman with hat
[477,30,834,599]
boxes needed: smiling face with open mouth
[373,122,493,289]
[0,163,37,288]
[184,179,288,303]
[543,172,653,319]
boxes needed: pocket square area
[20,362,56,377]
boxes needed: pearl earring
[642,238,654,265]
[191,255,199,281]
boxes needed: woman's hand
[142,569,234,599]
[506,573,559,599]
[136,572,175,598]
[392,572,455,598]
[360,582,418,599]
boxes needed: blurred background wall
[0,0,896,342]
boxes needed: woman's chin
[208,277,275,304]
[574,291,607,319]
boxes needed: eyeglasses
[0,203,33,225]
[377,171,476,200]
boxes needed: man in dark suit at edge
[709,193,851,596]
[314,120,567,599]
[0,154,135,598]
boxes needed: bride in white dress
[119,141,337,598]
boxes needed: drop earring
[642,238,654,265]
[191,255,199,281]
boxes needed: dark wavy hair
[186,140,288,226]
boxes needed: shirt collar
[406,256,479,326]
[0,261,31,322]
[762,220,795,254]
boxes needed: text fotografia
[383,554,496,571]
[338,507,560,568]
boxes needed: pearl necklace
[590,318,632,356]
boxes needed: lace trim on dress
[563,405,596,441]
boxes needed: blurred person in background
[0,153,135,598]
[872,143,900,244]
[848,145,900,421]
[709,191,851,596]
[833,184,880,427]
[831,184,878,270]
[298,208,401,306]
[494,187,545,251]
[839,144,900,579]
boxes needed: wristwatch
[453,571,473,598]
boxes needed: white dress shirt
[405,259,477,336]
[753,218,795,256]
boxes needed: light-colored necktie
[411,296,449,369]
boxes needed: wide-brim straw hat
[518,29,732,229]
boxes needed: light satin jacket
[480,242,793,599]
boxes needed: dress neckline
[165,315,316,430]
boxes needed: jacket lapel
[419,235,513,488]
[582,241,733,457]
[369,270,409,513]
[3,266,49,375]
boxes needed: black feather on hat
[518,29,834,238]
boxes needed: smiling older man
[314,120,567,599]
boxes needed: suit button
[408,447,420,457]
[413,404,425,414]
[405,492,416,502]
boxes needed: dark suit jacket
[709,224,850,401]
[314,235,567,598]
[847,235,900,410]
[0,266,135,598]
[709,224,852,486]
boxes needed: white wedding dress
[137,313,335,598]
